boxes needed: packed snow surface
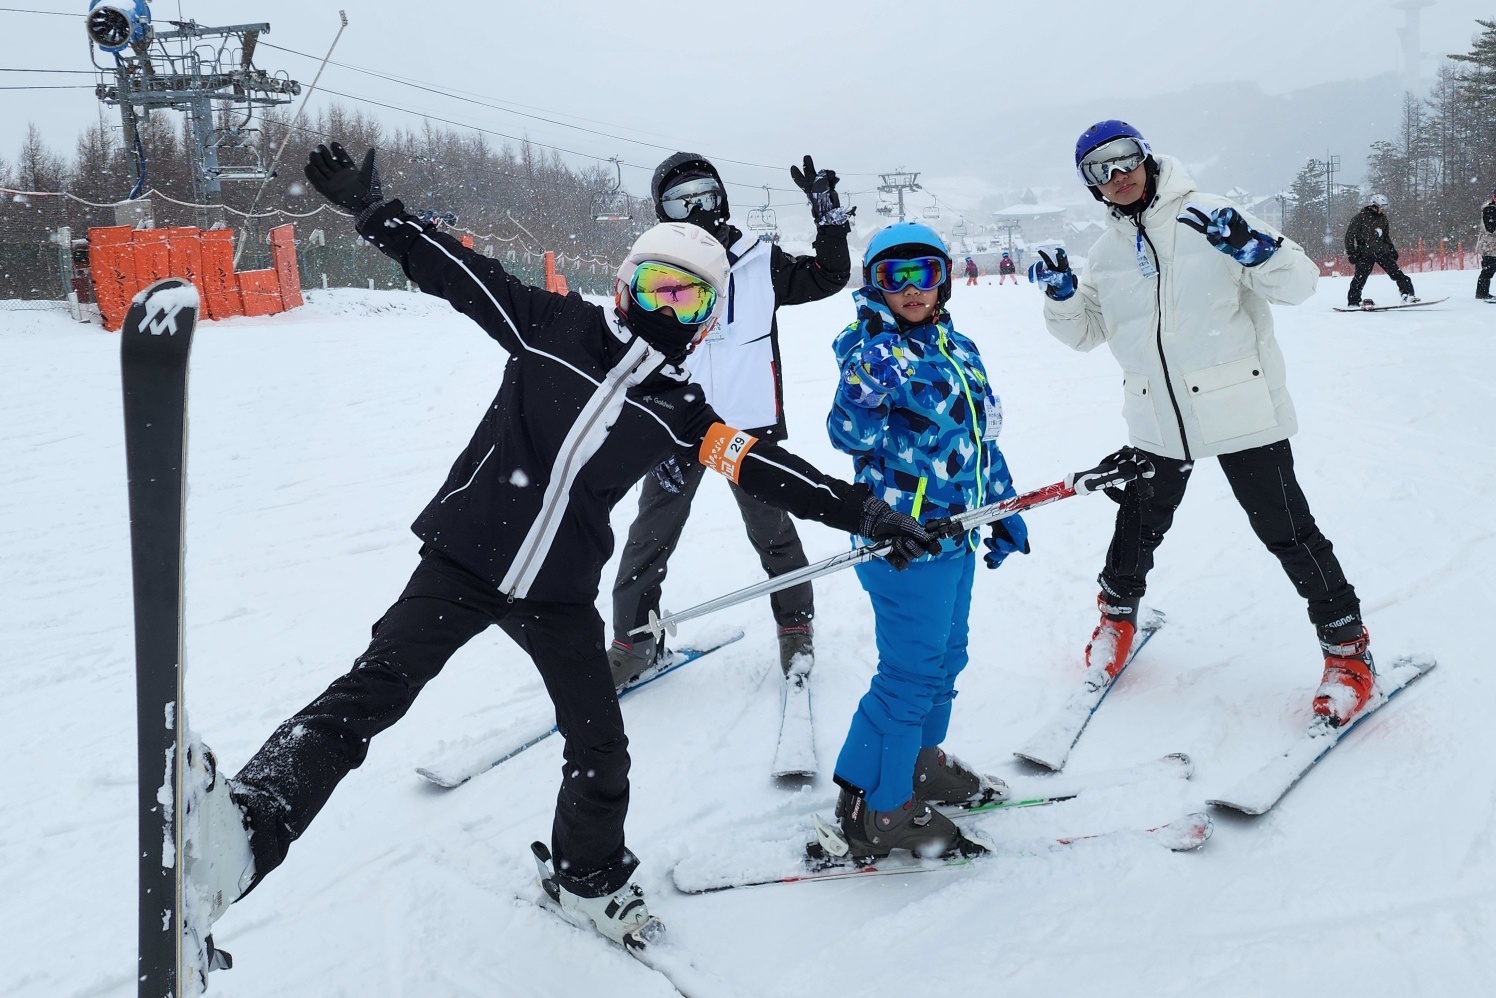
[3,270,1493,997]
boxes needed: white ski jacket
[1043,156,1319,461]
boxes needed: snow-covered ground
[3,269,1493,997]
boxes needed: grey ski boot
[833,783,989,860]
[607,636,662,689]
[913,747,1010,808]
[777,624,814,677]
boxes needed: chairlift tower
[86,0,302,226]
[876,171,921,223]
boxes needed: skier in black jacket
[609,151,852,685]
[1343,193,1417,307]
[181,142,941,959]
[1475,186,1496,301]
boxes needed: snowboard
[1333,297,1448,312]
[121,277,204,997]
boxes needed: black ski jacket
[357,200,868,603]
[1344,207,1398,263]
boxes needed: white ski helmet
[1367,193,1390,209]
[614,222,729,341]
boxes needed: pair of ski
[412,626,813,788]
[1014,607,1437,815]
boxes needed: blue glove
[1027,248,1077,300]
[1176,203,1280,267]
[652,455,687,494]
[842,332,910,406]
[982,514,1030,569]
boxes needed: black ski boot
[834,783,988,861]
[912,747,1010,808]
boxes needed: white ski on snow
[770,653,816,779]
[670,811,1213,894]
[1014,608,1166,771]
[415,630,744,788]
[1206,653,1436,815]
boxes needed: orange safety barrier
[543,250,569,295]
[87,223,307,329]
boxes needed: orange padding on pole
[87,223,306,329]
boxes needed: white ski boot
[531,842,664,950]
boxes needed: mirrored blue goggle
[869,256,946,294]
[659,177,725,220]
[1079,137,1146,187]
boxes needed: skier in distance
[1474,185,1496,301]
[1343,193,1419,308]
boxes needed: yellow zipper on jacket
[936,324,983,552]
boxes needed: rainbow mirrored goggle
[1079,137,1146,187]
[630,261,719,325]
[868,255,946,294]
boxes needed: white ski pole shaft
[631,452,1147,641]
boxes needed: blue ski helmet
[1074,120,1155,201]
[862,221,953,304]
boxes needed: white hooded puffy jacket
[1043,156,1319,461]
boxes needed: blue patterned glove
[1027,248,1077,301]
[842,332,909,407]
[651,454,687,494]
[982,514,1030,569]
[1176,203,1280,267]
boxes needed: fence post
[1439,238,1446,271]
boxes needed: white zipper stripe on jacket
[500,336,659,598]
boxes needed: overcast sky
[1,0,1489,210]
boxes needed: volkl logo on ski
[142,297,187,337]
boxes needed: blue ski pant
[834,552,976,811]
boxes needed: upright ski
[415,630,744,788]
[1014,608,1166,771]
[1207,654,1436,815]
[769,654,816,779]
[121,278,203,998]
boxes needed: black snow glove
[1068,446,1157,503]
[305,142,384,223]
[790,155,853,228]
[651,454,687,495]
[859,494,942,570]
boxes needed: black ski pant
[1477,255,1496,299]
[611,448,813,644]
[1099,440,1360,632]
[1347,255,1414,304]
[233,548,636,897]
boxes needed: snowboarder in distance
[1344,193,1418,307]
[827,221,1030,860]
[964,255,980,285]
[1030,119,1377,728]
[997,250,1018,284]
[1475,186,1496,301]
[180,142,942,963]
[607,152,854,687]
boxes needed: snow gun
[631,447,1155,641]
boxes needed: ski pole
[632,448,1152,641]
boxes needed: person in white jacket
[1028,119,1375,727]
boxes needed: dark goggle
[869,256,946,294]
[629,261,718,325]
[659,177,725,220]
[1079,137,1146,187]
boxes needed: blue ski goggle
[868,256,946,294]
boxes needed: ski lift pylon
[593,156,632,222]
[746,185,778,234]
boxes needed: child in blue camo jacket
[827,221,1028,860]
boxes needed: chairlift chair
[593,156,632,222]
[746,185,778,234]
[921,197,940,220]
[952,216,968,240]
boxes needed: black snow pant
[233,547,636,897]
[611,448,813,643]
[1477,255,1496,299]
[1098,440,1360,632]
[1348,255,1415,304]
